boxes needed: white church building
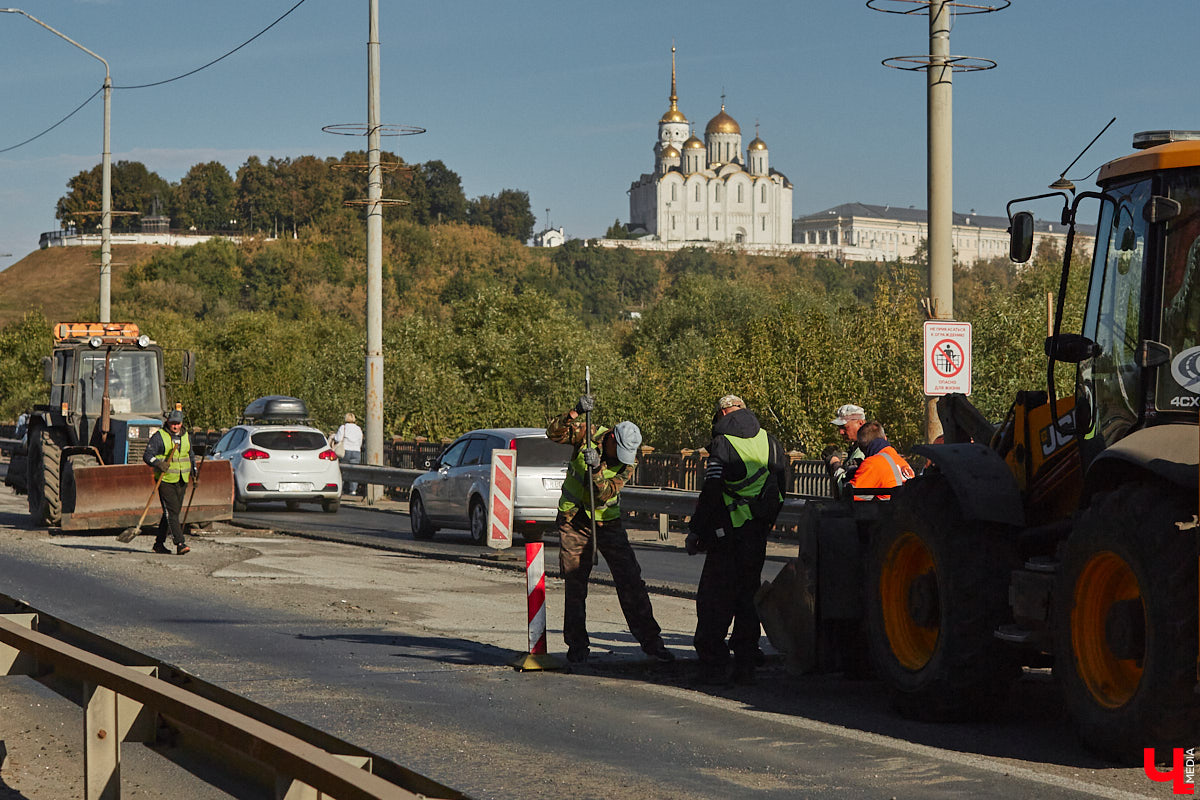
[627,48,793,246]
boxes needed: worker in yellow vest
[547,395,673,666]
[686,394,790,685]
[142,409,195,555]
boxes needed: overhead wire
[0,0,311,152]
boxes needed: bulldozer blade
[62,461,234,532]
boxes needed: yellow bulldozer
[6,322,232,531]
[774,130,1200,762]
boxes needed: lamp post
[2,8,112,322]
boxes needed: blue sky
[1,0,1197,270]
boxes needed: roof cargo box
[241,395,309,423]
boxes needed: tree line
[54,153,537,243]
[0,219,1085,457]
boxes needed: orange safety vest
[850,445,914,501]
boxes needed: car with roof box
[208,395,342,513]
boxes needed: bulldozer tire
[62,452,101,515]
[27,427,67,527]
[1053,482,1199,764]
[865,474,1020,721]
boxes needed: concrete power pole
[365,0,384,503]
[871,0,1004,443]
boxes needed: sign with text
[923,320,972,396]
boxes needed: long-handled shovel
[117,468,166,543]
[180,445,207,527]
[584,366,599,567]
[117,441,175,543]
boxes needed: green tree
[419,160,468,225]
[0,312,51,420]
[468,189,536,242]
[56,160,172,232]
[605,219,632,239]
[172,161,236,230]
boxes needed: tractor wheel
[410,492,436,540]
[62,452,101,515]
[1053,482,1199,763]
[469,497,488,546]
[865,475,1020,721]
[27,427,67,527]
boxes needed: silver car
[408,427,573,545]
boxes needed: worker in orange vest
[849,421,914,501]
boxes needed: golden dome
[660,106,688,124]
[661,144,681,159]
[748,137,767,151]
[705,104,740,136]
[683,135,704,150]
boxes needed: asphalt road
[0,480,1166,800]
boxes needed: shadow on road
[294,631,515,667]
[0,742,34,800]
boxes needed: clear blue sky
[1,0,1197,271]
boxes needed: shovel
[117,440,176,543]
[116,468,166,543]
[180,446,207,527]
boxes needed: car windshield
[515,437,573,467]
[251,430,328,451]
[78,349,162,416]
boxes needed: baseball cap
[166,409,184,424]
[716,394,745,411]
[830,404,865,426]
[612,421,642,465]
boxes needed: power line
[0,0,312,152]
[0,85,103,154]
[113,0,311,90]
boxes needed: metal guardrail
[0,593,468,800]
[0,436,20,455]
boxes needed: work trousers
[155,479,188,547]
[557,510,662,652]
[694,520,768,666]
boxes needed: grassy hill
[0,245,166,327]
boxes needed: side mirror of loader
[1009,211,1034,263]
[1045,333,1102,363]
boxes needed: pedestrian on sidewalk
[547,395,674,665]
[686,394,790,685]
[332,413,363,496]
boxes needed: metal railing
[0,592,467,800]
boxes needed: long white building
[627,48,793,246]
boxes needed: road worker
[142,409,195,554]
[823,403,867,499]
[849,420,914,501]
[547,395,673,665]
[685,394,790,685]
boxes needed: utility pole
[364,0,384,503]
[870,0,1005,442]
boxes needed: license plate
[277,482,310,492]
[543,478,563,491]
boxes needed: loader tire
[1054,482,1199,764]
[27,427,67,527]
[62,452,101,515]
[865,475,1020,721]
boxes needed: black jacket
[689,408,790,544]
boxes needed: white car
[408,427,573,544]
[209,396,342,513]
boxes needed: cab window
[1156,168,1200,411]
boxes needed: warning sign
[487,449,516,550]
[924,320,972,396]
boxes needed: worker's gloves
[841,458,861,479]
[821,445,843,464]
[150,460,166,474]
[191,466,199,479]
[582,447,601,469]
[684,533,701,556]
[575,394,595,414]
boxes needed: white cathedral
[627,48,793,245]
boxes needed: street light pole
[2,8,112,322]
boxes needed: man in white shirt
[332,413,364,495]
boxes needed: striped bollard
[510,538,563,671]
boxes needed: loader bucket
[61,460,234,531]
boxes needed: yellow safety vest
[156,429,191,484]
[558,426,622,522]
[721,429,774,529]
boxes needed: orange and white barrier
[525,542,547,655]
[487,449,515,550]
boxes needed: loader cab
[1012,131,1200,477]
